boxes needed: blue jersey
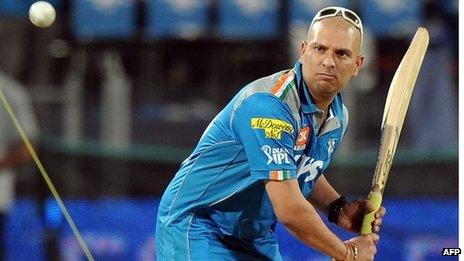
[156,61,349,260]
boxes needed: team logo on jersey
[295,126,310,150]
[327,138,336,157]
[251,118,294,139]
[261,145,291,165]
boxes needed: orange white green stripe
[270,70,296,100]
[269,170,292,180]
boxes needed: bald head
[308,16,362,54]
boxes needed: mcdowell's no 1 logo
[251,118,294,139]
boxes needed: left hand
[337,199,386,234]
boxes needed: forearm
[266,180,347,259]
[281,200,347,259]
[308,175,340,215]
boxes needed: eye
[314,46,324,52]
[336,51,350,58]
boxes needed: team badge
[327,138,336,157]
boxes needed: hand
[347,233,379,261]
[337,199,386,234]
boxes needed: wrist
[331,242,350,261]
[343,240,358,261]
[332,241,354,261]
[328,196,347,224]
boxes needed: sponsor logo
[296,154,324,182]
[442,248,461,256]
[261,145,291,165]
[295,126,310,150]
[251,118,294,139]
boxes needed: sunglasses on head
[310,6,364,44]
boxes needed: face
[300,16,364,101]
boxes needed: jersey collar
[294,61,321,115]
[294,61,343,135]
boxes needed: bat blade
[360,27,429,235]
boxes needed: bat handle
[360,185,383,235]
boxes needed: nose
[321,52,335,68]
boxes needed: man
[0,71,38,259]
[156,6,385,260]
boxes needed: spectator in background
[0,71,38,259]
[406,0,457,151]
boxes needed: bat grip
[360,187,383,235]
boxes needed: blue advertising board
[71,0,135,40]
[145,0,209,39]
[0,0,60,17]
[360,0,423,37]
[217,0,280,39]
[288,0,350,28]
[5,197,458,260]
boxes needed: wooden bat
[360,27,429,235]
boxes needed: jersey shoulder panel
[232,70,301,129]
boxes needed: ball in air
[29,1,56,28]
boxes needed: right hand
[338,199,386,234]
[346,233,379,261]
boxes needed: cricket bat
[360,27,429,235]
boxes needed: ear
[299,41,308,62]
[352,54,364,76]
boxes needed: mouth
[316,73,337,81]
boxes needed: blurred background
[0,0,457,260]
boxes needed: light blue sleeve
[230,93,298,181]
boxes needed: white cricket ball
[29,1,56,28]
